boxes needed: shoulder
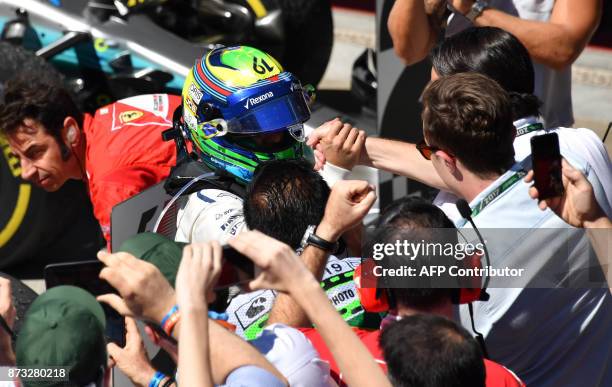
[484,359,525,387]
[187,188,244,206]
[91,94,180,131]
[178,188,246,243]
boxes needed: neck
[454,169,500,203]
[394,301,453,320]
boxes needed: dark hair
[431,26,541,119]
[421,72,516,177]
[244,159,330,249]
[380,314,486,387]
[368,197,457,308]
[376,196,455,230]
[0,75,83,143]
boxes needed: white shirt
[446,0,572,127]
[456,156,611,386]
[513,116,612,209]
[250,324,335,387]
[435,117,612,223]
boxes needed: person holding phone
[228,230,392,387]
[525,158,612,289]
[412,72,611,386]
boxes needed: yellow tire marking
[247,0,267,18]
[0,184,31,248]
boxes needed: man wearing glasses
[406,72,611,386]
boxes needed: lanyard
[470,169,527,218]
[516,122,544,137]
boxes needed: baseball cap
[118,232,185,286]
[16,286,107,387]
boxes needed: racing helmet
[181,45,313,183]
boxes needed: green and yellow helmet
[181,45,314,183]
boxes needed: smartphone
[216,245,255,289]
[44,261,126,347]
[530,133,564,200]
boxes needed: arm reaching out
[229,231,392,387]
[266,180,377,326]
[308,120,447,190]
[387,0,448,65]
[449,0,602,70]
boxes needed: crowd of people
[0,1,610,386]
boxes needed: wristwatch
[298,225,339,255]
[465,0,489,22]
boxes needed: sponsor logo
[184,97,197,115]
[329,289,356,307]
[234,290,276,330]
[246,297,267,318]
[243,92,274,110]
[119,110,144,123]
[152,94,165,113]
[220,214,242,231]
[183,111,197,130]
[188,84,203,103]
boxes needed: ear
[62,116,80,147]
[435,150,457,174]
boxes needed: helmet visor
[227,90,310,134]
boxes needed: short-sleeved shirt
[219,365,286,387]
[84,94,181,245]
[446,0,571,128]
[434,116,612,223]
[455,158,611,386]
[299,327,525,387]
[249,323,335,387]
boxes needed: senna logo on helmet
[243,92,274,110]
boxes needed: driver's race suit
[175,187,380,339]
[85,94,181,246]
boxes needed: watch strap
[299,224,339,254]
[307,232,339,253]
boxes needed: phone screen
[44,261,126,347]
[530,133,564,200]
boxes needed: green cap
[16,286,107,387]
[119,232,185,286]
